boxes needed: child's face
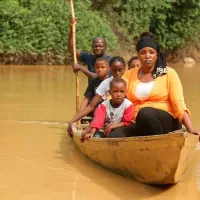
[109,82,126,105]
[95,61,109,79]
[110,62,125,78]
[128,59,141,70]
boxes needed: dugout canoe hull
[72,124,198,185]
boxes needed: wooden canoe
[72,123,198,185]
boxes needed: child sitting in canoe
[79,57,110,116]
[128,56,141,70]
[81,77,133,141]
[68,56,126,137]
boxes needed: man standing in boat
[68,17,111,80]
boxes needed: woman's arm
[182,111,199,134]
[169,69,190,122]
[168,69,200,139]
[182,111,200,141]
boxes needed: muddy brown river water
[0,64,200,199]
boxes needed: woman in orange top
[120,33,200,138]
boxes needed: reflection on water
[0,65,87,122]
[0,64,200,199]
[170,63,200,129]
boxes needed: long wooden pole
[70,0,79,114]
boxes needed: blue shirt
[84,77,105,107]
[80,51,111,73]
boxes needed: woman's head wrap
[136,36,167,79]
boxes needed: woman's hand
[182,112,199,142]
[191,130,200,142]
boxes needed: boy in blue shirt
[79,57,109,116]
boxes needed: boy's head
[128,56,141,70]
[95,57,109,80]
[109,77,127,105]
[109,56,126,78]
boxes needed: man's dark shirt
[80,52,111,74]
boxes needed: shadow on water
[53,126,197,200]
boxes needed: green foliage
[74,0,118,52]
[0,0,117,56]
[0,0,199,58]
[151,0,200,50]
[92,0,200,51]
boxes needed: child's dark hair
[109,56,126,66]
[95,57,109,65]
[110,77,127,89]
[128,56,139,67]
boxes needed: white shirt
[135,81,154,99]
[103,99,133,125]
[96,76,113,99]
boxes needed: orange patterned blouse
[123,66,189,122]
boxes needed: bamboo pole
[69,0,79,114]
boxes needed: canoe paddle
[69,0,79,115]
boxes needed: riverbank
[1,0,200,66]
[1,48,200,65]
